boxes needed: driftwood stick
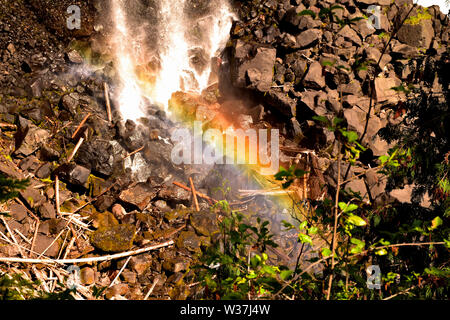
[123,146,145,159]
[189,178,200,212]
[172,182,216,204]
[104,82,112,123]
[30,220,39,257]
[14,198,38,220]
[0,240,174,265]
[109,256,131,288]
[71,113,91,139]
[0,123,17,130]
[0,216,25,258]
[144,278,159,300]
[55,175,61,216]
[67,137,84,162]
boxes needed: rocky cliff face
[226,0,448,204]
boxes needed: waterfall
[109,0,235,120]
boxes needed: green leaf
[298,10,316,19]
[321,248,332,257]
[312,115,329,124]
[282,220,295,230]
[350,238,365,254]
[339,202,358,213]
[430,216,443,230]
[280,270,293,280]
[299,221,308,230]
[347,214,367,226]
[375,248,388,256]
[298,233,312,245]
[340,129,359,143]
[321,60,336,67]
[308,226,318,235]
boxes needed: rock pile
[227,0,448,204]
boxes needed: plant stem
[326,143,341,300]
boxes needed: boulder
[119,183,157,211]
[54,164,91,187]
[303,62,325,89]
[295,29,322,48]
[90,224,136,252]
[14,117,50,157]
[231,41,277,92]
[190,211,219,237]
[397,13,434,48]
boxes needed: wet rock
[119,183,157,211]
[54,164,91,188]
[164,209,190,223]
[39,202,56,219]
[190,211,219,237]
[19,156,40,173]
[10,203,27,222]
[28,0,97,39]
[158,185,190,204]
[75,139,116,177]
[60,94,79,115]
[176,230,202,253]
[80,267,96,285]
[90,224,136,252]
[67,50,84,64]
[34,234,60,258]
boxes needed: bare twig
[71,113,91,139]
[67,137,84,162]
[173,181,217,204]
[30,220,39,257]
[143,277,159,300]
[0,240,174,264]
[104,82,112,123]
[123,146,144,159]
[189,177,200,212]
[55,175,61,216]
[326,146,341,300]
[0,216,25,258]
[109,256,131,288]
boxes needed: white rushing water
[110,0,235,121]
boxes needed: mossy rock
[176,231,202,253]
[164,209,191,222]
[91,211,119,229]
[90,224,136,252]
[190,211,219,237]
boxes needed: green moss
[404,8,432,25]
